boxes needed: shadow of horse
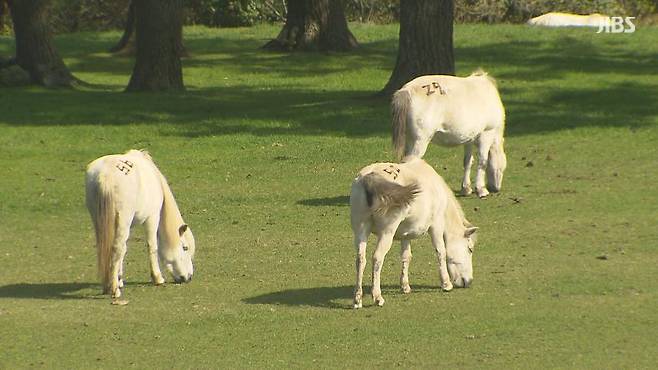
[0,281,155,300]
[0,282,98,300]
[243,284,440,309]
[296,195,349,207]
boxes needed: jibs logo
[597,17,636,33]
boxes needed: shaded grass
[0,24,657,368]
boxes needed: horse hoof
[353,302,362,309]
[153,277,165,285]
[375,297,385,307]
[442,283,453,292]
[460,187,472,196]
[111,299,129,306]
[477,189,489,198]
[401,285,411,294]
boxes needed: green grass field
[1,23,657,368]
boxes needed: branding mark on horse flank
[115,160,134,175]
[382,165,401,180]
[421,82,446,96]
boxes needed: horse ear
[179,224,188,236]
[464,227,478,238]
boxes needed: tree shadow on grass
[2,26,656,139]
[243,284,438,309]
[0,86,391,138]
[0,282,97,300]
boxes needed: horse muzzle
[487,183,501,193]
[174,274,193,284]
[453,277,473,288]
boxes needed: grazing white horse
[85,150,195,299]
[350,157,478,308]
[392,70,507,198]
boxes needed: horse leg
[400,240,412,293]
[371,231,395,307]
[110,217,130,299]
[475,133,494,198]
[352,222,370,309]
[406,131,432,159]
[144,216,165,285]
[461,143,474,196]
[118,258,125,289]
[429,222,453,292]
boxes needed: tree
[6,0,77,87]
[109,0,136,54]
[381,0,455,95]
[263,0,358,52]
[0,0,8,30]
[111,0,187,57]
[126,0,184,92]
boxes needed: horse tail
[471,68,487,77]
[361,173,420,215]
[392,89,412,161]
[87,172,117,294]
[471,68,498,87]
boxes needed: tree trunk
[111,0,187,57]
[7,0,76,87]
[381,0,454,96]
[263,0,358,52]
[0,0,8,30]
[109,0,136,55]
[126,0,184,92]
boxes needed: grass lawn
[1,23,657,368]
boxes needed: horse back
[351,159,448,239]
[86,150,164,222]
[401,73,505,144]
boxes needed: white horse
[392,70,507,198]
[527,12,609,27]
[85,149,195,299]
[350,157,478,308]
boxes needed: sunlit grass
[0,24,657,368]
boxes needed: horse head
[446,226,477,288]
[162,224,195,284]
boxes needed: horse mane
[439,179,473,235]
[132,152,184,248]
[471,68,487,77]
[125,149,153,162]
[156,170,186,247]
[139,149,153,162]
[124,149,184,247]
[470,68,497,87]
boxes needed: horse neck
[156,171,184,248]
[445,193,469,238]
